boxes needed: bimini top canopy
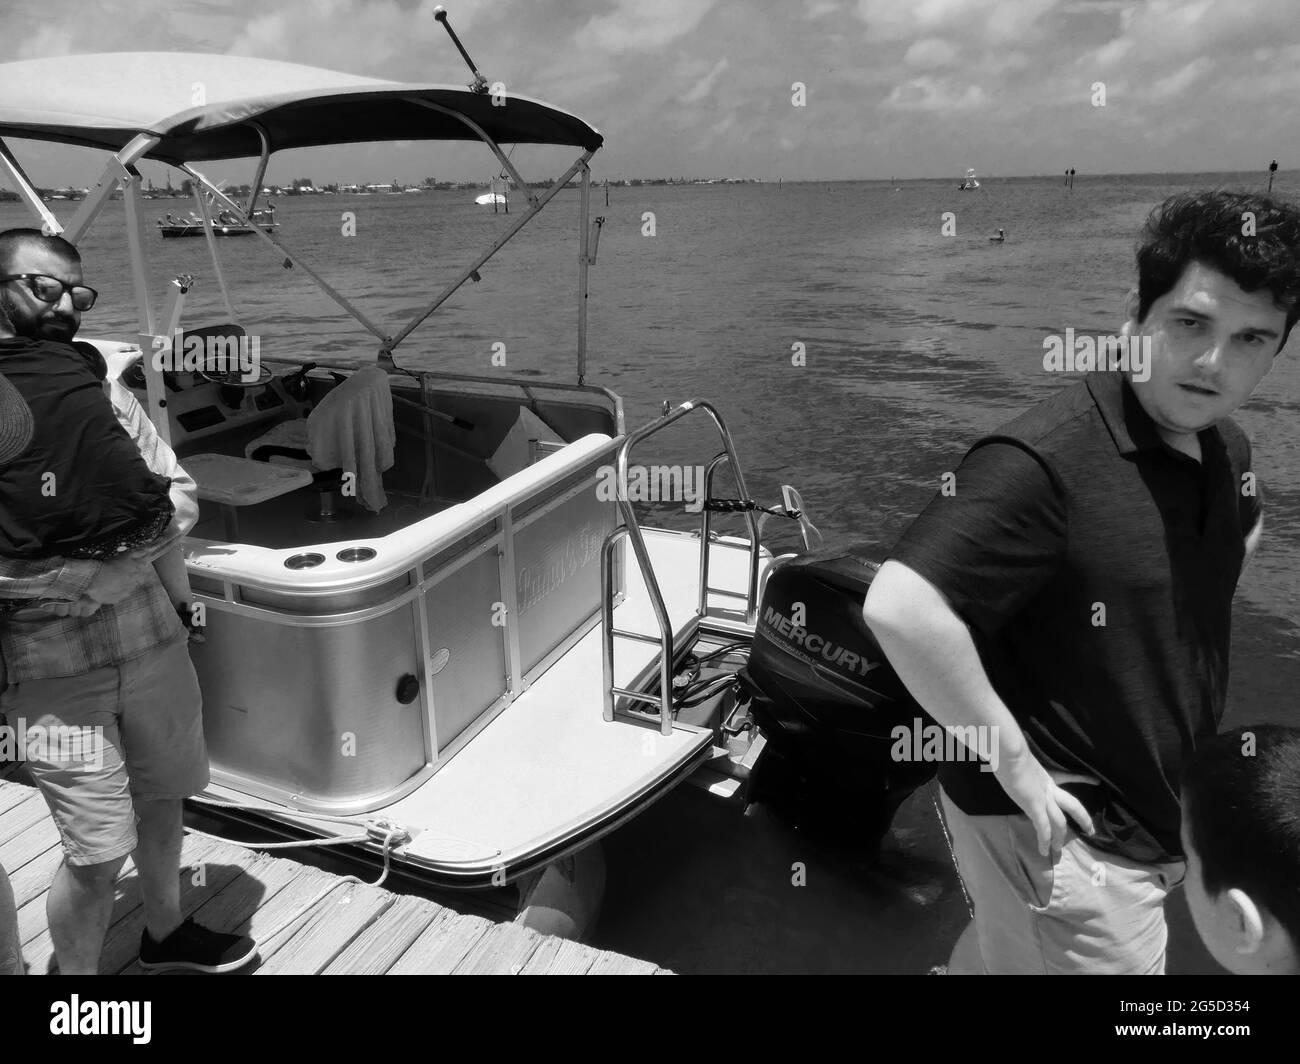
[0,52,603,163]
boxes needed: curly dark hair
[1136,191,1300,349]
[1183,724,1300,953]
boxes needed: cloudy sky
[3,0,1297,185]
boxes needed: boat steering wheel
[197,361,274,387]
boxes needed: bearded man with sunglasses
[0,228,255,975]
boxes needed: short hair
[1135,191,1300,350]
[1183,725,1300,947]
[0,228,81,276]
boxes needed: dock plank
[1,816,61,875]
[0,791,52,847]
[388,909,496,974]
[322,895,447,975]
[0,780,39,818]
[517,933,597,975]
[232,862,361,968]
[254,881,394,976]
[0,781,672,976]
[585,950,660,975]
[452,921,546,974]
[99,836,266,974]
[117,851,305,976]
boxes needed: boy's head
[1181,724,1300,974]
[1121,192,1300,441]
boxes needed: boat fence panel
[195,594,429,809]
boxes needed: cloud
[680,57,730,104]
[881,76,987,112]
[903,38,958,69]
[576,0,715,54]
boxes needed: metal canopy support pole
[578,161,590,386]
[245,125,271,216]
[404,97,538,207]
[122,177,156,339]
[193,185,238,322]
[181,166,388,341]
[0,138,63,234]
[64,133,160,244]
[143,276,192,449]
[388,150,593,351]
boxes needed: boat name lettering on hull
[517,520,604,616]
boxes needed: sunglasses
[0,273,98,311]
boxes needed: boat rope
[704,497,802,520]
[182,818,405,952]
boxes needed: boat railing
[600,400,762,736]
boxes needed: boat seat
[244,418,347,520]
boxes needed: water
[8,173,1295,971]
[10,173,1299,655]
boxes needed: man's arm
[862,441,1094,855]
[108,378,198,537]
[864,561,1094,854]
[1243,514,1262,576]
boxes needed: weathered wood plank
[230,861,358,968]
[0,816,61,875]
[5,838,63,910]
[116,850,305,976]
[584,950,660,975]
[322,895,448,975]
[452,921,547,975]
[388,910,496,974]
[99,837,265,974]
[517,933,598,975]
[1,781,669,977]
[0,790,52,847]
[255,881,394,975]
[0,780,40,818]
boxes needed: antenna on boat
[434,6,489,93]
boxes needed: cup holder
[284,553,326,569]
[336,547,377,563]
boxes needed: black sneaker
[139,918,257,973]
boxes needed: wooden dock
[0,780,669,975]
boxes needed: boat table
[186,453,314,541]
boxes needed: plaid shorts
[0,637,208,866]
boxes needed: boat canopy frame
[0,53,608,435]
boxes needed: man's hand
[993,749,1096,857]
[82,557,149,606]
[124,519,185,566]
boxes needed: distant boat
[157,201,278,238]
[958,168,980,190]
[989,228,1006,243]
[475,174,510,211]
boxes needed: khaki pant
[940,788,1186,974]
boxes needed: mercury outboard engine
[739,546,937,849]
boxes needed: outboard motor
[739,546,938,849]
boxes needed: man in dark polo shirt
[863,190,1300,974]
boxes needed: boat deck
[0,780,668,975]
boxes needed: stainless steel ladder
[601,400,762,736]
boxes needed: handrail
[600,399,762,736]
